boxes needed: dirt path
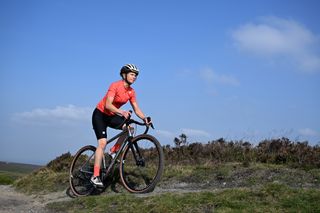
[0,185,186,213]
[0,183,209,212]
[2,175,318,212]
[0,185,71,213]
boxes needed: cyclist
[91,64,151,187]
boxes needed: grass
[162,163,235,183]
[0,161,42,185]
[4,158,319,212]
[47,183,320,212]
[44,162,320,212]
[309,168,320,184]
[10,162,319,195]
[13,168,69,194]
[0,171,16,185]
[0,167,40,185]
[161,163,320,188]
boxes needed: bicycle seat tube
[103,130,129,178]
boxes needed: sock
[94,165,100,177]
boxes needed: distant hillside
[0,161,42,174]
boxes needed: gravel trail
[0,185,71,213]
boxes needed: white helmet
[120,64,139,77]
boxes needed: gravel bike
[69,114,164,197]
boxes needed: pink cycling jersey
[96,80,136,116]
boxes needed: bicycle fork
[130,139,145,167]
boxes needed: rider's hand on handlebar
[143,117,152,126]
[119,110,131,119]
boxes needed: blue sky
[1,0,319,165]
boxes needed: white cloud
[232,16,320,73]
[181,128,211,138]
[200,68,240,86]
[155,130,176,139]
[12,105,91,125]
[298,128,319,137]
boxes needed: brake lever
[147,117,155,129]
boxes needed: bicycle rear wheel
[120,134,164,193]
[69,145,96,197]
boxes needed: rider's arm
[105,96,130,118]
[130,101,149,123]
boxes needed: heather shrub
[163,137,320,169]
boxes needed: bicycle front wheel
[120,134,164,193]
[69,145,96,197]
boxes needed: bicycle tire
[119,134,164,193]
[69,145,96,197]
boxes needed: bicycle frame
[69,115,163,196]
[76,115,152,183]
[76,119,147,182]
[100,124,135,180]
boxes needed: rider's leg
[93,138,107,177]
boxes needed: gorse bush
[46,152,73,172]
[163,137,320,169]
[256,138,320,168]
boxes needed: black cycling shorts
[92,108,126,140]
